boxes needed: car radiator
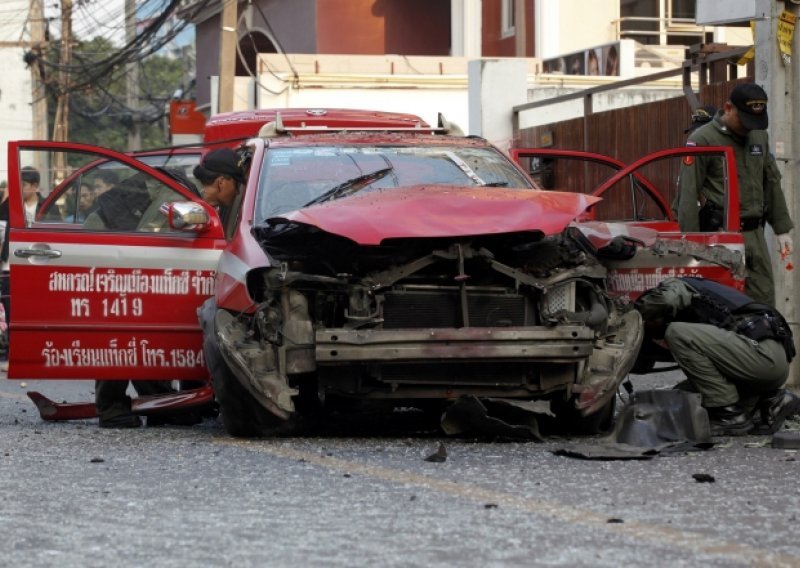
[381,289,528,329]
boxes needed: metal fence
[512,47,751,215]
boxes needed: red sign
[169,101,206,135]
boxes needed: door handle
[15,248,63,259]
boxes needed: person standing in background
[676,84,793,306]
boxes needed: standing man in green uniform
[676,83,793,306]
[635,277,799,436]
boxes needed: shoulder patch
[685,141,697,147]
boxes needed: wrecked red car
[194,126,743,437]
[7,110,745,436]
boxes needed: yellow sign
[738,21,755,66]
[778,10,796,66]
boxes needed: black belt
[740,217,764,232]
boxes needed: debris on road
[692,473,715,483]
[424,443,447,463]
[772,431,800,449]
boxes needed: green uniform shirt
[677,112,793,234]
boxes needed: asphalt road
[2,370,800,568]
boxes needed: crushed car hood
[271,185,601,245]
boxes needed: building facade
[0,0,36,183]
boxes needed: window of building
[501,0,515,38]
[619,0,706,46]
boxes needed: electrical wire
[31,0,210,129]
[234,10,288,96]
[251,0,300,88]
[39,0,211,88]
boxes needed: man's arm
[764,153,793,236]
[634,278,694,321]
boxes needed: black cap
[730,83,768,131]
[21,166,40,185]
[684,104,717,133]
[193,148,244,183]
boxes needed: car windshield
[255,144,535,221]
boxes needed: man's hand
[777,232,793,257]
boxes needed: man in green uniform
[635,277,799,436]
[676,83,793,306]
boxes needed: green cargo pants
[664,322,788,408]
[743,227,775,307]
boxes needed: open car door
[511,147,746,301]
[6,141,226,381]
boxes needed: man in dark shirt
[193,148,244,237]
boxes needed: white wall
[518,84,684,130]
[245,54,525,137]
[0,0,34,183]
[536,0,619,58]
[468,59,528,151]
[254,85,471,140]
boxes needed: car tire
[200,300,293,437]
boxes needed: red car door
[6,141,226,381]
[511,147,745,301]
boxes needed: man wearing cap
[676,83,793,306]
[193,148,244,210]
[684,104,716,135]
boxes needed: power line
[26,0,211,142]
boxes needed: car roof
[260,131,488,149]
[205,108,430,146]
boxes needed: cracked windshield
[256,145,535,220]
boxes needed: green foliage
[46,36,190,152]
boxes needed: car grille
[380,362,530,385]
[382,290,528,329]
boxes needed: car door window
[9,142,223,382]
[26,148,195,233]
[514,151,669,222]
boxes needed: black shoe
[99,413,142,429]
[755,389,800,435]
[706,405,753,436]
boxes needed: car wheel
[200,300,293,437]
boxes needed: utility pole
[52,0,71,143]
[218,0,237,113]
[755,0,799,386]
[51,0,72,183]
[29,0,47,143]
[125,0,140,150]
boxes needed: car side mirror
[160,201,211,231]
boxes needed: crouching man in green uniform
[635,277,799,436]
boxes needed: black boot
[706,405,753,436]
[755,389,800,435]
[99,413,142,429]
